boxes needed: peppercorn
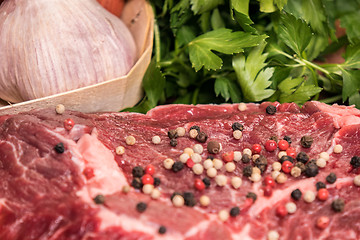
[131,178,142,189]
[305,163,319,177]
[266,105,277,115]
[183,192,196,207]
[279,155,294,164]
[243,165,253,177]
[254,155,267,173]
[242,154,251,164]
[170,138,178,147]
[170,192,182,201]
[300,136,313,148]
[278,140,289,151]
[196,131,208,143]
[172,161,184,172]
[207,155,215,160]
[316,181,326,190]
[154,177,161,187]
[132,166,144,178]
[246,192,257,202]
[232,122,244,131]
[350,156,360,168]
[93,194,105,204]
[295,162,306,173]
[190,125,201,132]
[202,177,211,188]
[269,136,278,142]
[230,206,240,217]
[332,198,345,212]
[283,136,292,144]
[54,142,65,153]
[168,129,178,139]
[291,189,302,201]
[207,141,221,154]
[296,152,309,164]
[326,173,337,184]
[158,226,167,234]
[136,202,147,213]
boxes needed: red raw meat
[0,101,360,240]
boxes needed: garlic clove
[0,0,137,103]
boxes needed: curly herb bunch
[125,0,360,113]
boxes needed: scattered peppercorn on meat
[0,101,360,239]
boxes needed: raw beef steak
[0,101,360,240]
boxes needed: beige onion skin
[0,0,136,103]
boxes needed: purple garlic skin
[0,0,137,103]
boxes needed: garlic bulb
[0,0,136,103]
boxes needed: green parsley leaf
[143,59,166,106]
[211,8,226,29]
[191,0,224,14]
[274,0,287,10]
[340,10,360,44]
[341,69,360,102]
[214,77,231,101]
[188,29,266,71]
[234,11,257,33]
[259,0,276,13]
[343,44,360,69]
[301,0,328,35]
[277,77,322,104]
[349,92,360,108]
[230,0,249,15]
[232,42,275,102]
[278,13,312,56]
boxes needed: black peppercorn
[196,131,208,143]
[172,161,184,172]
[291,189,302,200]
[283,136,292,144]
[202,177,211,188]
[300,135,313,148]
[326,173,337,184]
[170,138,178,147]
[295,162,306,173]
[254,155,267,173]
[190,125,200,132]
[266,105,277,115]
[131,178,142,189]
[305,163,319,177]
[54,142,65,153]
[316,181,326,190]
[168,129,178,139]
[93,194,105,204]
[158,226,167,234]
[230,206,240,217]
[269,136,278,142]
[132,166,144,178]
[331,198,345,212]
[207,155,214,160]
[296,152,309,164]
[242,154,251,164]
[246,192,257,202]
[232,122,244,131]
[183,192,196,207]
[136,202,147,213]
[243,165,253,177]
[279,155,294,164]
[154,177,161,186]
[350,156,360,168]
[207,141,221,154]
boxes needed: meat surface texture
[0,101,360,240]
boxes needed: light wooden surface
[0,0,154,115]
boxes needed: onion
[0,0,136,103]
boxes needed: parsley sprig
[124,0,360,113]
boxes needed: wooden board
[0,0,154,115]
